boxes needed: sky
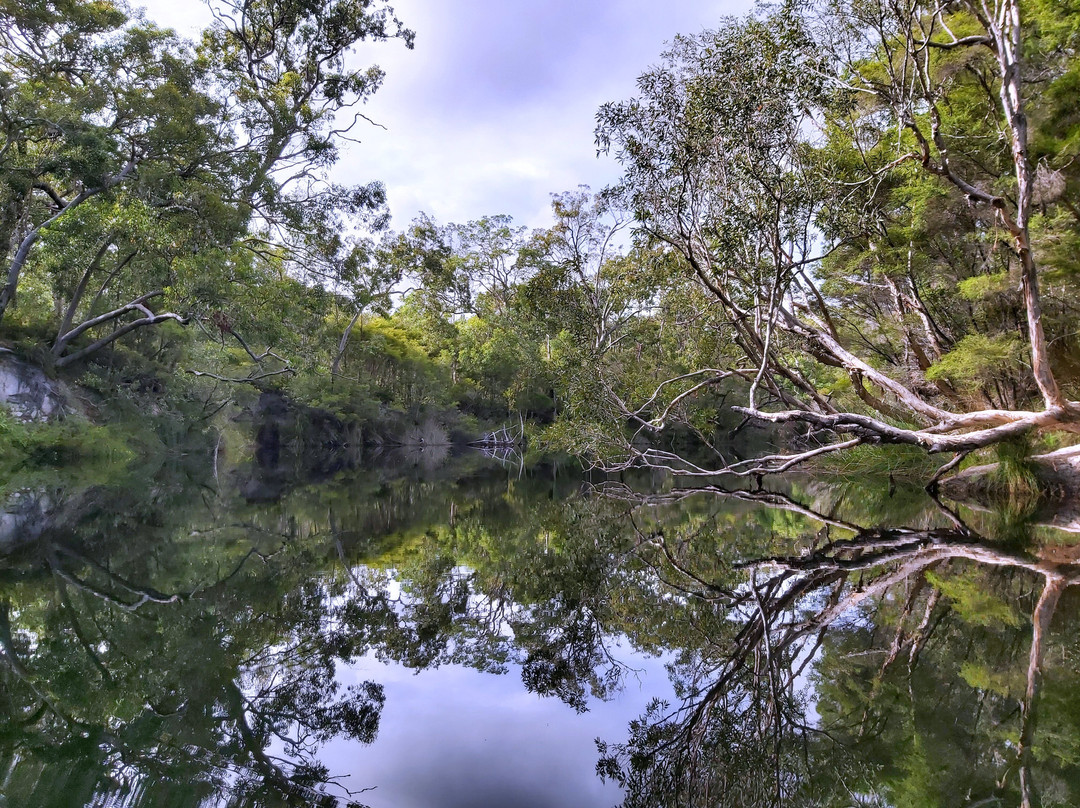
[311,649,676,808]
[138,0,753,231]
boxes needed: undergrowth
[815,442,939,480]
[0,409,135,483]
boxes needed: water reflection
[1,453,1079,807]
[595,482,1080,808]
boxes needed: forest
[5,2,1080,807]
[2,0,1080,494]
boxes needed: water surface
[2,449,1079,807]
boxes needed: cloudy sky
[139,0,752,230]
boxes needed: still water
[1,444,1079,807]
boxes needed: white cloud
[137,0,753,229]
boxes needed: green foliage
[0,0,416,408]
[816,442,939,480]
[925,569,1023,628]
[926,333,1028,392]
[0,409,134,480]
[957,272,1012,301]
[994,433,1040,486]
[959,660,1021,696]
[7,0,1080,481]
[983,434,1044,527]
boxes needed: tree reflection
[589,483,1080,808]
[0,480,394,808]
[4,460,1080,807]
[0,458,586,807]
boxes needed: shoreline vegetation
[1,0,1079,518]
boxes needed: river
[1,441,1078,807]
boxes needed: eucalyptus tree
[330,238,401,376]
[198,0,411,284]
[595,0,1080,479]
[0,0,413,371]
[516,189,635,355]
[390,213,530,318]
[0,0,219,331]
[381,212,564,415]
[513,189,706,441]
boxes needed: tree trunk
[0,161,134,324]
[331,307,363,376]
[53,240,122,355]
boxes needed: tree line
[2,0,1079,476]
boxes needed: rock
[0,489,53,554]
[0,350,70,422]
[940,446,1080,532]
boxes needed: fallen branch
[732,404,1080,454]
[186,367,296,384]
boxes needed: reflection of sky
[317,650,675,808]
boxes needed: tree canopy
[0,0,412,369]
[586,0,1080,479]
[4,0,1080,485]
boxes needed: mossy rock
[940,446,1080,533]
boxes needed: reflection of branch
[1017,575,1065,808]
[51,545,187,610]
[0,603,101,734]
[191,547,264,597]
[53,573,113,683]
[749,573,783,805]
[605,480,1080,805]
[595,480,864,534]
[49,566,168,613]
[335,535,367,593]
[224,682,304,795]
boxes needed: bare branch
[186,367,297,385]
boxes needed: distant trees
[368,189,679,424]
